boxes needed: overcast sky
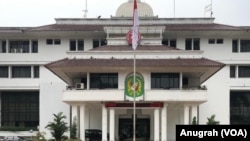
[0,0,249,27]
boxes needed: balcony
[62,87,207,104]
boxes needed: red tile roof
[89,45,179,51]
[45,58,224,68]
[27,23,243,32]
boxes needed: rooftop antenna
[83,0,88,18]
[204,0,213,17]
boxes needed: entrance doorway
[119,118,150,140]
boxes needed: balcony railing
[62,86,207,104]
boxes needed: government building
[0,0,250,141]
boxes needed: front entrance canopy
[45,57,225,85]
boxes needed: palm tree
[206,114,220,125]
[46,112,68,141]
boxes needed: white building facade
[0,0,250,141]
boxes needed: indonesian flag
[132,0,139,50]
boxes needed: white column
[71,105,78,138]
[154,108,160,141]
[109,108,115,141]
[80,104,85,141]
[87,73,90,90]
[191,105,198,124]
[184,104,190,125]
[179,72,183,89]
[161,104,168,141]
[102,104,108,141]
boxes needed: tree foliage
[46,112,68,141]
[206,114,220,125]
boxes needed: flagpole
[133,50,136,141]
[132,0,138,140]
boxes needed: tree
[70,116,77,139]
[46,112,68,141]
[192,116,198,125]
[206,114,220,125]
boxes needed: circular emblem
[126,30,141,45]
[125,73,144,98]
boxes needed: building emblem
[126,30,141,45]
[125,73,144,101]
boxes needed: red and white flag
[132,0,139,50]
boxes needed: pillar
[102,104,108,141]
[154,108,160,141]
[161,103,168,141]
[80,104,85,141]
[109,108,115,141]
[71,105,79,138]
[184,104,190,125]
[191,105,198,124]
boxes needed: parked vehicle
[3,136,27,141]
[85,129,102,141]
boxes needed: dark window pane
[32,40,38,53]
[230,66,236,78]
[162,40,168,46]
[34,66,39,78]
[217,39,223,44]
[46,39,53,45]
[70,40,76,51]
[208,39,215,44]
[90,73,118,89]
[151,73,179,89]
[1,91,39,128]
[12,66,31,78]
[185,38,192,50]
[238,66,250,78]
[193,38,200,50]
[170,39,176,48]
[0,66,8,78]
[240,40,250,52]
[1,41,6,53]
[93,40,100,48]
[101,39,107,46]
[54,39,61,45]
[232,40,238,53]
[230,91,250,124]
[78,40,84,51]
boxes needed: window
[185,38,200,50]
[238,66,250,78]
[233,39,250,52]
[151,73,179,89]
[208,38,224,44]
[232,39,238,53]
[90,73,118,89]
[32,40,38,53]
[0,66,8,78]
[162,38,177,48]
[9,41,29,53]
[230,66,236,78]
[70,39,84,51]
[46,39,53,45]
[46,39,60,45]
[240,40,250,52]
[1,91,39,128]
[93,39,107,48]
[208,39,215,44]
[1,40,7,53]
[12,66,31,78]
[34,66,39,78]
[217,39,223,44]
[230,91,250,124]
[54,39,61,45]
